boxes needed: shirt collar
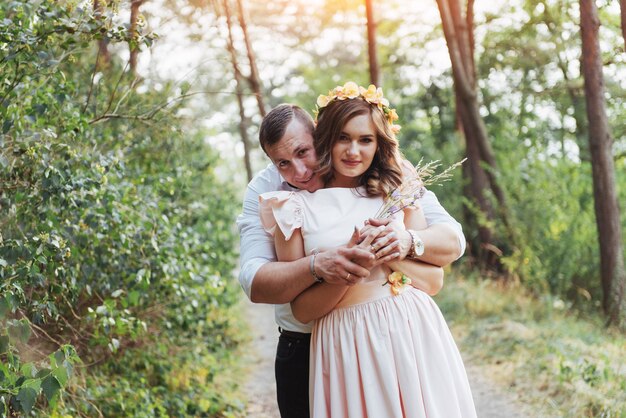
[271,164,299,191]
[281,180,299,192]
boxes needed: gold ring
[345,273,351,281]
[370,245,376,253]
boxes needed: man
[236,104,465,418]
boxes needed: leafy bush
[1,1,243,415]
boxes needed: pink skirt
[309,286,477,418]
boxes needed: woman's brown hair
[314,98,403,196]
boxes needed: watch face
[414,239,425,256]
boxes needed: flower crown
[315,81,401,134]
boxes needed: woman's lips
[342,160,361,167]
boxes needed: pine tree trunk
[129,0,144,76]
[235,0,266,117]
[365,0,380,86]
[580,0,626,326]
[223,0,253,182]
[436,0,515,267]
[93,0,110,67]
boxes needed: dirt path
[241,299,531,417]
[241,300,281,417]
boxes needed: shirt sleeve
[236,167,281,299]
[420,189,466,259]
[259,191,304,241]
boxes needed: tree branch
[88,90,242,124]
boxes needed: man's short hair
[259,104,314,153]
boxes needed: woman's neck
[327,173,360,188]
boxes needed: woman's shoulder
[258,191,305,240]
[399,158,418,180]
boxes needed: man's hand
[313,246,373,286]
[313,225,397,286]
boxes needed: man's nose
[294,160,308,178]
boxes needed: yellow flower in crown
[359,84,378,102]
[342,81,360,99]
[317,93,332,108]
[359,84,389,109]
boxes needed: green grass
[436,271,626,418]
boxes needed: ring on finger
[345,272,351,281]
[370,245,376,253]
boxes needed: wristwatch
[406,229,425,258]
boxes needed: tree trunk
[129,0,144,76]
[365,0,380,86]
[436,0,515,267]
[580,0,626,327]
[93,0,110,67]
[223,0,253,182]
[235,0,266,117]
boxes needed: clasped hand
[314,218,407,286]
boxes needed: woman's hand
[359,218,407,262]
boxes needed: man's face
[266,119,323,192]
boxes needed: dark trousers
[275,329,311,418]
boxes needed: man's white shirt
[236,163,466,333]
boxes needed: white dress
[260,187,477,418]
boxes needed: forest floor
[240,299,534,418]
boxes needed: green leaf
[20,363,36,378]
[41,375,61,401]
[52,366,68,386]
[21,378,41,392]
[128,290,140,306]
[54,349,65,366]
[16,387,37,414]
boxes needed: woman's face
[330,113,378,188]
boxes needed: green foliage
[437,273,626,417]
[1,1,243,416]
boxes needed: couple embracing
[237,82,477,418]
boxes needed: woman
[260,82,476,418]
